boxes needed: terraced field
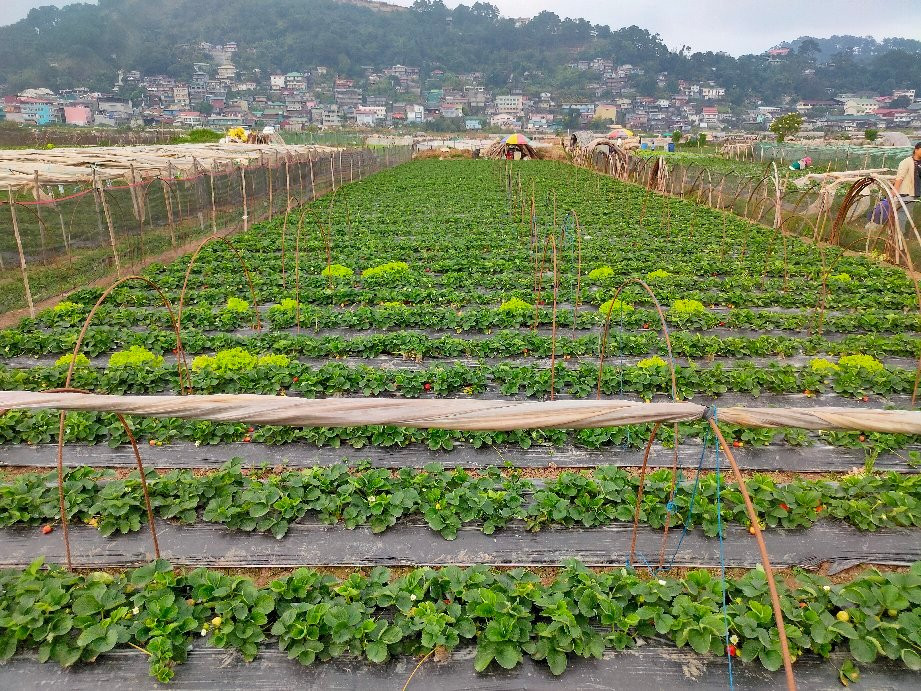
[1,159,919,688]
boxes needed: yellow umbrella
[607,128,634,139]
[503,133,530,145]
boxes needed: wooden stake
[162,176,177,247]
[241,166,249,233]
[268,154,274,221]
[33,171,49,263]
[8,189,36,317]
[209,164,218,234]
[708,419,797,691]
[95,174,122,277]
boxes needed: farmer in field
[892,142,921,230]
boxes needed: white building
[495,94,524,115]
[270,75,286,90]
[844,98,879,115]
[216,64,237,81]
[172,86,190,107]
[406,104,425,124]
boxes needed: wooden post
[57,208,71,266]
[95,173,122,277]
[330,155,336,192]
[161,173,177,247]
[296,155,305,201]
[8,189,36,317]
[240,166,249,233]
[285,156,292,211]
[350,157,354,183]
[268,153,274,221]
[309,157,317,200]
[209,163,218,234]
[338,150,344,188]
[32,171,49,264]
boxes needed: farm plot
[1,159,920,687]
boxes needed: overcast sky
[3,0,921,56]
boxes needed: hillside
[783,35,921,63]
[0,0,919,100]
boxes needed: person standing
[892,142,921,230]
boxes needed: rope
[714,409,735,690]
[660,431,709,571]
[0,392,919,435]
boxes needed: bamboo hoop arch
[176,235,263,378]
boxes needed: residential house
[322,107,342,128]
[19,99,56,125]
[526,113,554,131]
[495,94,524,116]
[172,85,190,108]
[176,111,203,127]
[592,104,618,123]
[406,104,425,124]
[97,96,133,117]
[490,113,518,128]
[285,72,305,90]
[464,118,482,130]
[843,98,879,115]
[270,75,286,90]
[335,88,363,108]
[355,106,386,127]
[440,103,463,119]
[701,106,720,125]
[216,64,237,82]
[63,104,92,126]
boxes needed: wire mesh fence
[0,146,412,318]
[755,142,914,170]
[579,147,921,270]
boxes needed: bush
[192,348,257,373]
[499,297,533,312]
[320,264,354,278]
[256,354,291,368]
[108,346,163,368]
[810,358,839,373]
[52,301,83,313]
[838,354,884,372]
[224,297,250,313]
[670,299,706,314]
[55,353,91,369]
[362,262,409,278]
[192,349,290,372]
[646,269,670,281]
[587,266,614,280]
[598,299,634,315]
[637,356,668,368]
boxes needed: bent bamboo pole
[0,393,704,429]
[1,392,920,434]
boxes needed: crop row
[22,300,921,336]
[2,557,919,683]
[4,352,915,400]
[3,462,919,539]
[54,273,917,313]
[2,408,917,452]
[4,325,920,362]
